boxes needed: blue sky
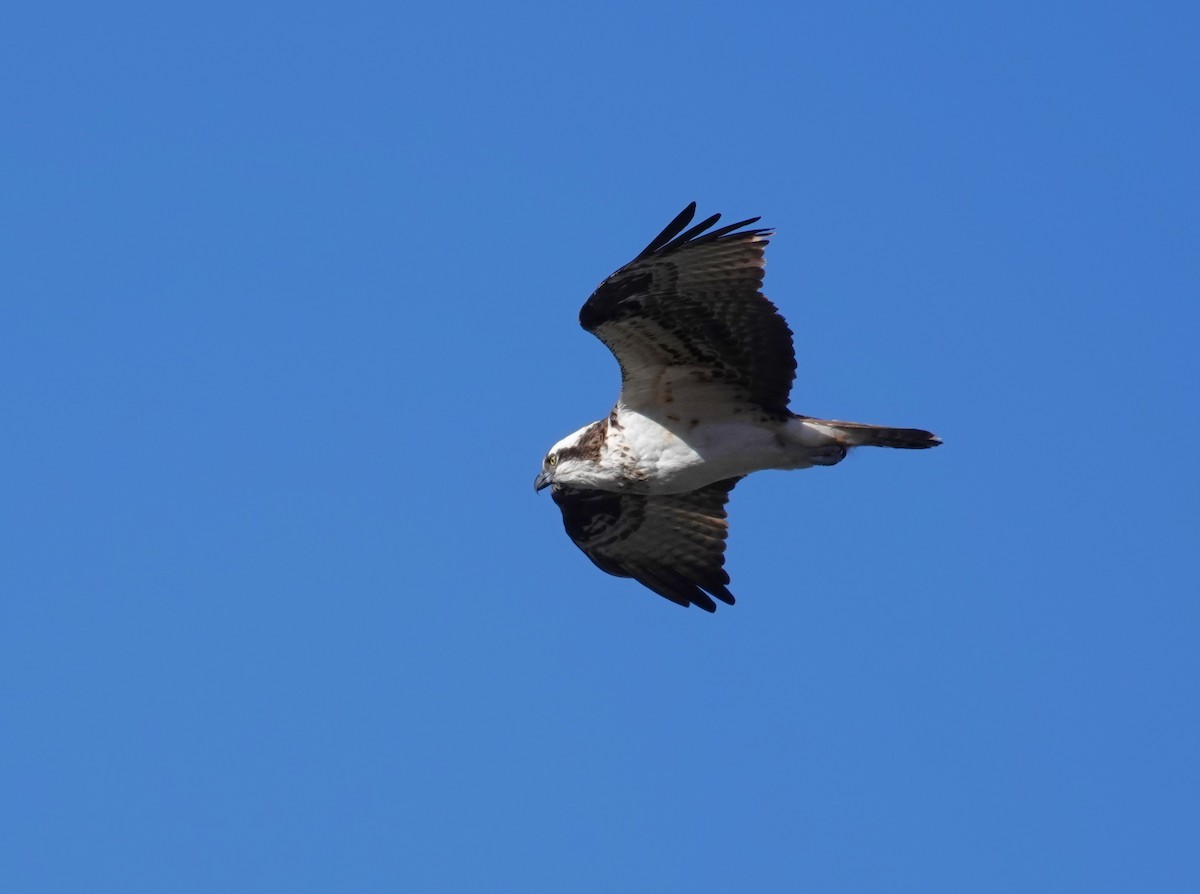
[3,2,1197,891]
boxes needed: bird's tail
[802,418,942,450]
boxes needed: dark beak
[534,470,552,493]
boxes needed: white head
[533,421,607,492]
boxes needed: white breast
[607,408,793,494]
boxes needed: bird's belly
[619,417,791,494]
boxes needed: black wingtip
[635,203,769,262]
[688,585,735,613]
[711,585,736,607]
[636,202,698,260]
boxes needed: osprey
[535,203,940,612]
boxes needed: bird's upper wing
[550,478,742,612]
[579,203,796,416]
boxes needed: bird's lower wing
[551,478,742,612]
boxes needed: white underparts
[593,410,846,495]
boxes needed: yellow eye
[547,453,558,467]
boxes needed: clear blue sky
[3,2,1197,891]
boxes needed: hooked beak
[534,470,552,493]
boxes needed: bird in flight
[535,203,940,612]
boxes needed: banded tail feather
[808,418,942,450]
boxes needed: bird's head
[534,422,606,492]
